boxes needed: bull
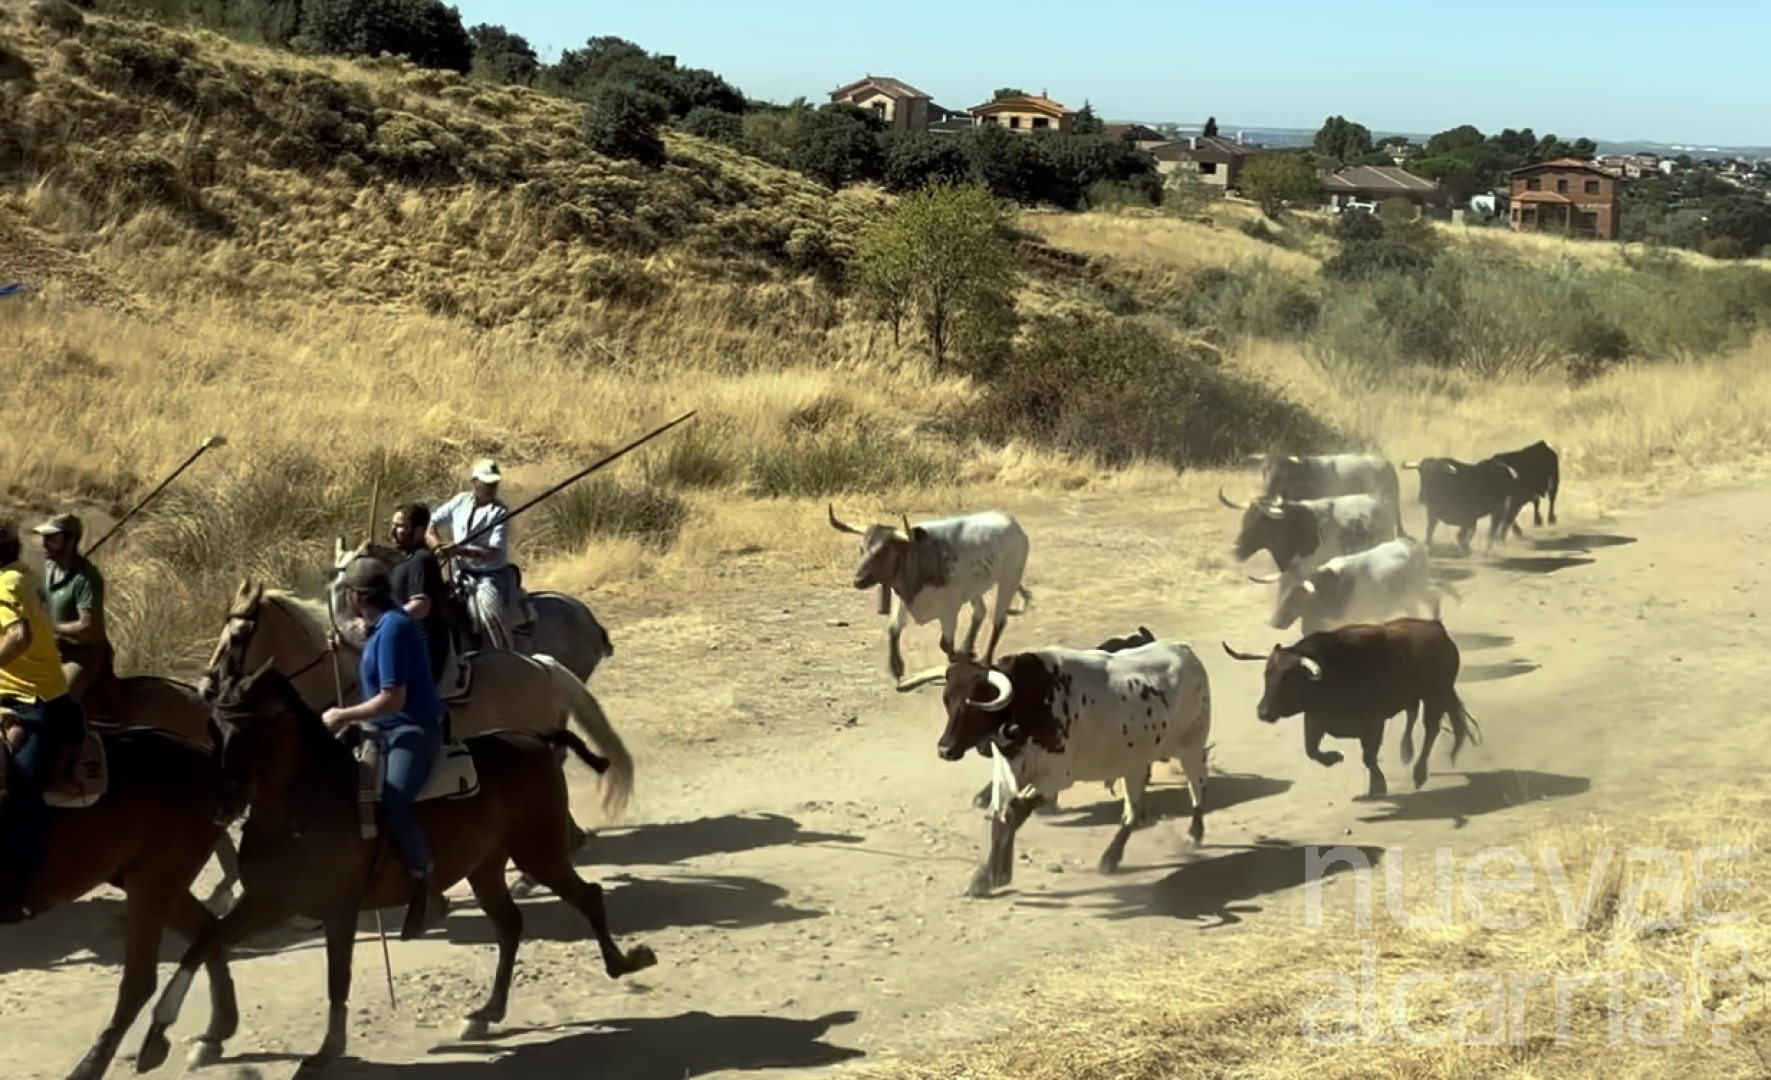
[1219,490,1398,586]
[1222,617,1481,798]
[1244,452,1407,536]
[1399,456,1518,552]
[1268,537,1454,637]
[1486,440,1561,539]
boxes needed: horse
[79,673,244,911]
[331,538,614,683]
[0,715,242,1080]
[198,581,631,896]
[134,663,657,1074]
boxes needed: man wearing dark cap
[0,517,85,923]
[322,555,450,940]
[33,513,119,723]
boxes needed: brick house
[968,93,1074,134]
[1147,135,1262,191]
[829,75,935,132]
[1508,158,1622,241]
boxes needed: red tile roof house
[1323,164,1449,214]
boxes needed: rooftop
[1323,165,1442,192]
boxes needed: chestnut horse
[135,664,657,1073]
[0,718,241,1080]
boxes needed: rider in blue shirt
[322,555,449,940]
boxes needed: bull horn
[895,667,949,692]
[1301,579,1318,594]
[1285,454,1302,464]
[1217,486,1250,511]
[1300,657,1323,681]
[900,512,913,538]
[1244,453,1269,465]
[1221,642,1265,662]
[974,669,1015,712]
[1400,460,1420,470]
[1247,573,1282,585]
[1260,499,1286,520]
[827,503,863,535]
[333,536,346,563]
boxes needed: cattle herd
[828,439,1560,897]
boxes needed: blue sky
[448,0,1767,148]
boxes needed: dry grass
[874,786,1771,1078]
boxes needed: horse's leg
[507,818,655,981]
[136,890,292,1073]
[458,860,522,1041]
[300,913,357,1070]
[204,833,241,913]
[67,873,177,1080]
[159,889,241,1070]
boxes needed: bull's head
[1220,489,1311,565]
[1270,566,1345,631]
[1399,457,1458,503]
[895,659,1018,762]
[1221,641,1322,723]
[828,503,918,615]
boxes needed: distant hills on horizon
[1114,122,1770,159]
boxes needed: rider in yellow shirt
[0,518,85,923]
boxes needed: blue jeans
[372,718,441,880]
[2,694,85,908]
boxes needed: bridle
[207,602,338,709]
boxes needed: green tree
[582,82,670,167]
[1238,151,1324,218]
[678,106,744,144]
[467,23,538,85]
[787,104,884,189]
[1073,100,1104,135]
[297,0,474,73]
[1313,115,1372,163]
[992,87,1026,100]
[856,182,1019,369]
[1203,116,1219,138]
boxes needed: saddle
[0,705,108,810]
[346,725,481,841]
[60,640,124,727]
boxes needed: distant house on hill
[1102,123,1167,150]
[968,93,1075,134]
[1146,134,1262,191]
[1508,158,1622,241]
[829,75,934,132]
[1323,165,1448,213]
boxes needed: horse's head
[199,581,268,703]
[200,581,340,705]
[207,658,329,824]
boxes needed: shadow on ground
[1532,534,1637,552]
[1462,659,1540,683]
[443,871,823,946]
[1358,769,1591,829]
[579,813,864,869]
[1044,772,1293,830]
[1491,555,1597,575]
[1014,839,1385,928]
[243,1010,866,1079]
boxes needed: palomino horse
[330,538,615,683]
[136,665,657,1073]
[197,582,633,829]
[0,717,242,1080]
[77,674,244,910]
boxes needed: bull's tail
[1443,689,1482,762]
[1011,585,1034,615]
[537,653,633,823]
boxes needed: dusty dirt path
[2,478,1766,1079]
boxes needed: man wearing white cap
[429,458,528,652]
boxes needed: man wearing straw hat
[33,513,122,724]
[430,458,529,653]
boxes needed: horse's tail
[535,653,633,824]
[541,728,610,775]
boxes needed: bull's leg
[886,609,909,680]
[1303,714,1343,768]
[1174,731,1209,849]
[935,609,961,665]
[1412,700,1447,790]
[1359,724,1388,800]
[1098,766,1150,875]
[1399,702,1420,764]
[1424,516,1438,552]
[970,792,1041,898]
[960,596,986,660]
[1547,480,1559,526]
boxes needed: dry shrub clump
[876,789,1771,1079]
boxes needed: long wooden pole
[86,434,228,556]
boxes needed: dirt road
[3,477,1765,1079]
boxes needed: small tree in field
[856,182,1019,369]
[1238,152,1325,219]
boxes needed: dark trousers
[371,719,442,880]
[2,694,85,906]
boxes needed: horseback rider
[387,503,450,689]
[321,555,450,941]
[0,517,87,923]
[429,458,527,653]
[33,513,121,723]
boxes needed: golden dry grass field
[3,9,1771,1080]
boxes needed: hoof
[616,944,658,977]
[1097,855,1122,876]
[972,786,992,810]
[136,1029,171,1073]
[1413,763,1430,790]
[1368,779,1389,800]
[1319,751,1344,768]
[458,1017,492,1041]
[186,1037,223,1070]
[965,867,1001,898]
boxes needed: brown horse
[79,674,243,909]
[134,663,657,1073]
[0,717,241,1080]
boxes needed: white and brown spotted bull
[898,637,1212,898]
[1222,617,1481,799]
[827,504,1032,683]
